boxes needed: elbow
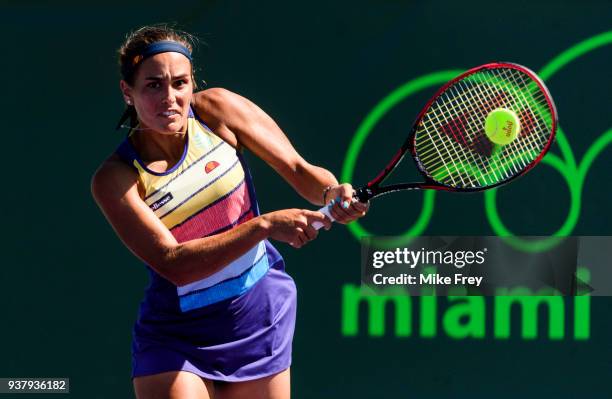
[151,245,190,287]
[284,157,312,186]
[275,157,301,178]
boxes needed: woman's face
[121,52,194,135]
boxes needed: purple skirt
[131,250,296,382]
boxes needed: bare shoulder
[193,87,247,117]
[91,154,140,204]
[192,88,259,149]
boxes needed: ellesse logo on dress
[150,193,173,211]
[205,161,220,174]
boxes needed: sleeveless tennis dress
[116,108,297,382]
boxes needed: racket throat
[356,183,426,201]
[355,187,374,202]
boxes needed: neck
[130,124,188,163]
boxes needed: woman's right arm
[91,156,330,286]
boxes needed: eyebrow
[144,74,190,81]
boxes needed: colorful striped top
[116,108,283,314]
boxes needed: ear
[119,80,133,105]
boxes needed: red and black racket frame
[354,62,558,203]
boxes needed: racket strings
[487,69,549,150]
[446,80,513,183]
[468,73,542,178]
[419,80,508,185]
[498,68,551,145]
[418,80,509,183]
[414,67,554,188]
[417,82,498,186]
[476,70,551,179]
[454,82,510,184]
[434,83,489,186]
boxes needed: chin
[155,120,187,135]
[159,127,184,135]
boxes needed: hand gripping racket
[312,62,557,230]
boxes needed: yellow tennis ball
[484,108,521,145]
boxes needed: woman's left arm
[192,88,368,223]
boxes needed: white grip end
[312,204,336,230]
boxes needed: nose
[161,84,176,105]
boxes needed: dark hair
[116,24,199,129]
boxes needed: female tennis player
[91,25,368,399]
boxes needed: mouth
[159,110,181,119]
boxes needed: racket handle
[311,189,371,230]
[312,204,336,230]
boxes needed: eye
[146,81,160,89]
[174,79,188,87]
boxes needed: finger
[328,184,348,199]
[312,211,332,230]
[330,199,352,223]
[336,197,369,222]
[303,210,331,225]
[303,225,319,241]
[326,184,353,208]
[339,183,354,200]
[338,190,354,211]
[345,202,367,218]
[351,200,369,212]
[296,228,308,247]
[317,210,333,230]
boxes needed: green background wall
[1,1,611,397]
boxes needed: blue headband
[137,40,192,63]
[122,40,192,80]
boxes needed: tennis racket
[312,62,557,230]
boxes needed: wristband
[322,185,333,204]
